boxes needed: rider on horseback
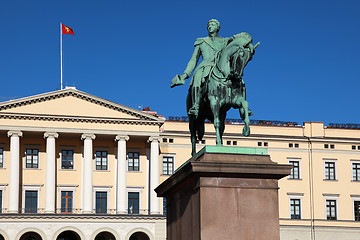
[171,19,233,118]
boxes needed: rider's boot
[188,87,200,118]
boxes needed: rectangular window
[163,138,167,143]
[128,192,139,214]
[352,163,360,181]
[355,201,360,221]
[325,162,336,180]
[289,143,293,148]
[226,141,231,145]
[169,139,174,143]
[258,142,262,146]
[26,149,39,168]
[289,161,300,179]
[290,199,301,219]
[128,152,140,171]
[95,192,107,213]
[294,143,299,148]
[0,148,3,168]
[201,140,206,144]
[96,151,108,170]
[330,144,335,149]
[263,142,268,147]
[61,191,73,214]
[233,141,238,146]
[324,144,329,149]
[352,145,356,150]
[163,198,167,215]
[61,150,74,169]
[25,190,38,213]
[163,156,174,175]
[0,190,2,213]
[326,200,337,220]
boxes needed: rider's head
[207,19,220,34]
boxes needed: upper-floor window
[355,201,360,221]
[324,161,336,180]
[162,156,174,175]
[95,191,107,214]
[0,190,2,213]
[96,151,108,170]
[128,192,139,214]
[61,191,73,214]
[61,150,74,169]
[128,152,140,171]
[289,160,300,179]
[290,199,301,219]
[26,149,39,168]
[326,199,337,220]
[0,148,3,168]
[163,198,167,216]
[25,190,38,213]
[352,163,360,181]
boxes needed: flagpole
[60,22,63,90]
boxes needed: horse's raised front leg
[240,101,250,137]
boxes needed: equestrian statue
[171,19,260,156]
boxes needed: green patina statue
[171,19,260,155]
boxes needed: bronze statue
[171,19,260,155]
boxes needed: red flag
[62,24,75,35]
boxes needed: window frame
[0,144,5,168]
[288,158,301,180]
[162,154,175,176]
[351,160,360,182]
[289,198,302,219]
[60,147,75,170]
[0,184,6,213]
[287,193,303,220]
[95,150,109,171]
[22,185,42,213]
[127,149,141,172]
[127,187,143,214]
[93,186,111,214]
[24,146,40,169]
[57,185,77,213]
[324,194,339,220]
[323,159,337,181]
[352,195,360,221]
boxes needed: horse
[187,32,259,156]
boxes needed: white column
[44,132,58,213]
[81,133,95,213]
[7,130,23,213]
[148,136,161,214]
[115,135,129,214]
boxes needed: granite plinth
[155,146,292,240]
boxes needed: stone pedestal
[155,146,292,240]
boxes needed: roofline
[0,88,164,123]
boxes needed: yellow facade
[0,88,359,240]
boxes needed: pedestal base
[156,146,291,240]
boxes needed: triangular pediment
[0,88,162,124]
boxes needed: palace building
[0,87,359,240]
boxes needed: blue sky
[1,0,359,125]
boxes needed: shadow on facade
[94,231,116,240]
[56,231,81,240]
[19,232,42,240]
[129,232,150,240]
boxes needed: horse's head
[229,32,259,80]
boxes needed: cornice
[0,88,164,123]
[0,112,162,126]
